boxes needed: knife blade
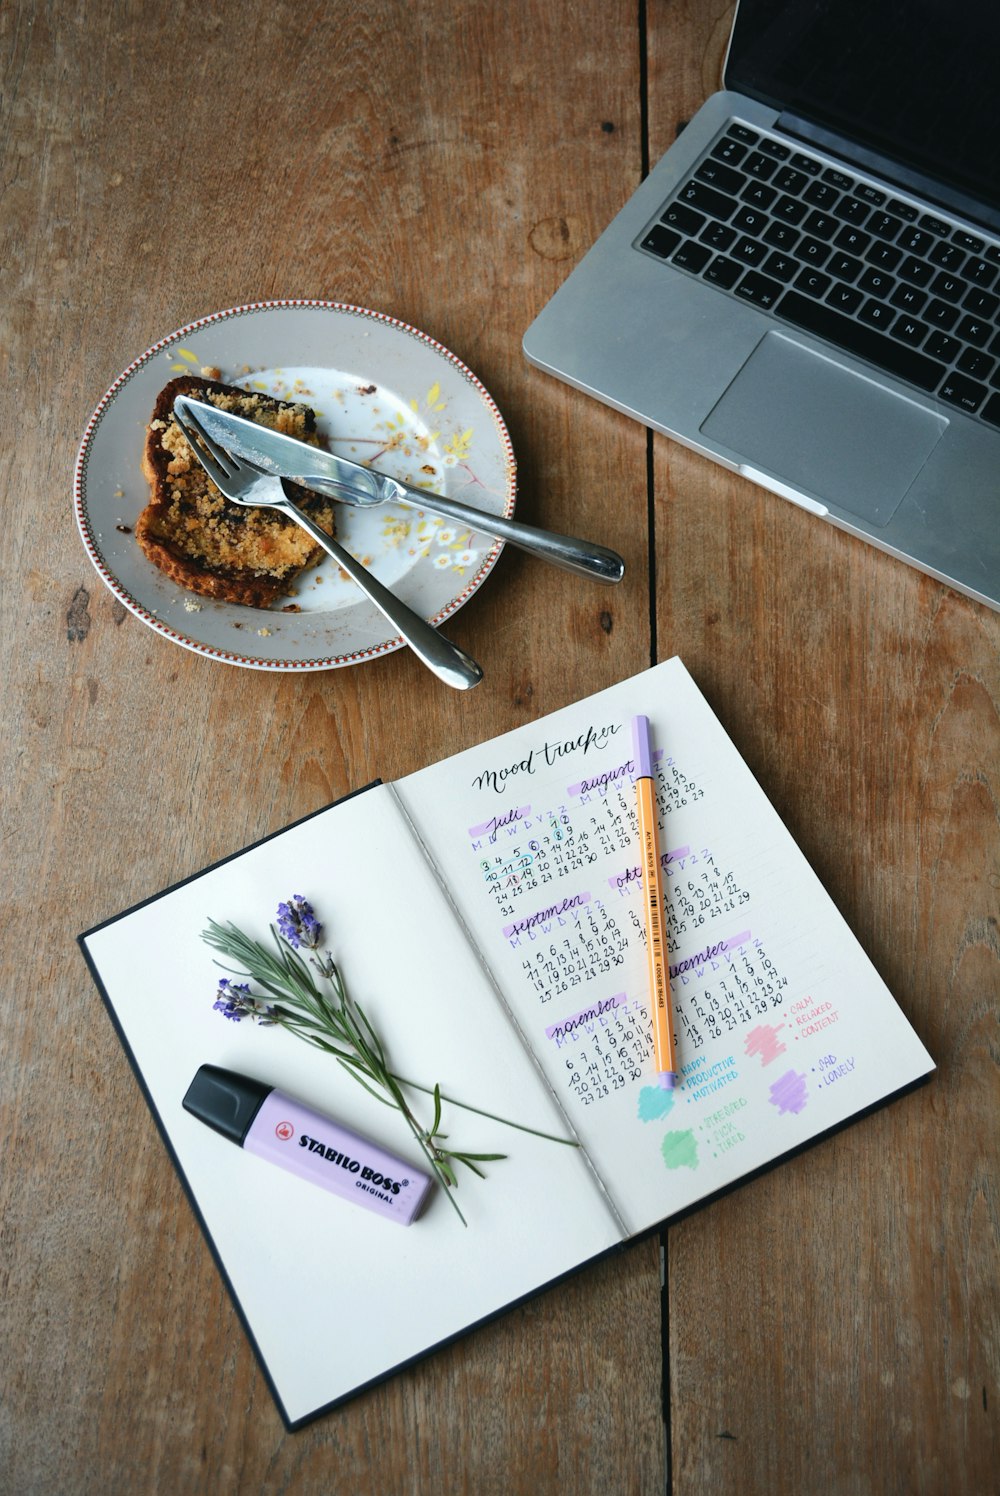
[173,396,625,583]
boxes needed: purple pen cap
[632,714,653,779]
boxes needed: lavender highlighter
[183,1064,433,1226]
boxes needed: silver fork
[173,405,483,690]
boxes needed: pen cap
[632,714,654,778]
[183,1064,271,1145]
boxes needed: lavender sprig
[201,897,576,1225]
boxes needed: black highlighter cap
[183,1064,272,1145]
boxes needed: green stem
[391,1076,578,1147]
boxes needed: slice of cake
[137,375,337,607]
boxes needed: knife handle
[395,486,625,584]
[280,501,483,691]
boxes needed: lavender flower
[276,895,322,950]
[202,896,575,1227]
[212,978,275,1025]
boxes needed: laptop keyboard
[638,123,1000,428]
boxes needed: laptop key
[924,298,958,328]
[835,197,871,226]
[796,268,832,298]
[732,236,768,265]
[898,256,934,286]
[741,181,777,210]
[868,212,903,241]
[695,159,746,194]
[711,138,748,165]
[828,252,862,282]
[699,220,737,251]
[956,314,991,346]
[859,299,895,328]
[672,240,712,273]
[957,348,994,379]
[734,271,783,308]
[859,267,894,297]
[866,241,903,270]
[931,272,964,302]
[899,228,935,256]
[763,221,800,250]
[762,252,797,282]
[982,392,1000,427]
[892,316,929,346]
[677,181,738,219]
[743,151,777,179]
[926,332,960,362]
[826,283,863,314]
[965,258,997,287]
[641,225,681,259]
[920,213,951,237]
[704,256,742,289]
[799,237,832,266]
[662,203,705,235]
[773,166,809,195]
[891,284,927,313]
[939,373,986,412]
[929,242,965,272]
[775,290,946,392]
[804,180,840,209]
[804,210,838,238]
[773,195,808,224]
[964,287,999,317]
[835,226,871,255]
[732,206,768,236]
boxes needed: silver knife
[175,396,625,584]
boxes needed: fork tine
[173,399,237,489]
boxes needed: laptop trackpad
[700,331,947,526]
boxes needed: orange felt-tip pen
[632,714,677,1089]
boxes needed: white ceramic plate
[74,301,516,670]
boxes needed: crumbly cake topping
[143,386,335,584]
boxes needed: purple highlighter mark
[669,929,752,982]
[769,1070,809,1115]
[502,891,591,940]
[745,1023,787,1067]
[545,992,625,1043]
[567,748,665,798]
[467,805,531,843]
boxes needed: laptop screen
[725,0,999,217]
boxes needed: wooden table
[3,2,997,1491]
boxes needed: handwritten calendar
[394,656,929,1231]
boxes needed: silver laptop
[523,0,1000,611]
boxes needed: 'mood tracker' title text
[471,721,621,796]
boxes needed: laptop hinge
[775,111,1000,237]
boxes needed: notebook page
[393,659,934,1237]
[81,783,621,1426]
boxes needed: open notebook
[80,659,933,1427]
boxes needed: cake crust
[136,375,337,607]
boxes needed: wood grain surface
[1,2,996,1493]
